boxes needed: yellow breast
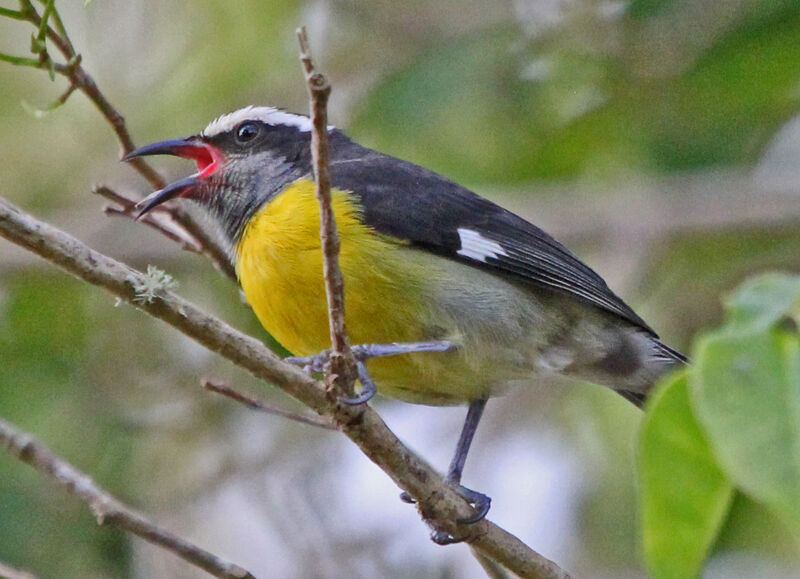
[236,179,481,403]
[236,178,425,349]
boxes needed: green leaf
[723,272,800,332]
[639,372,734,579]
[692,329,800,537]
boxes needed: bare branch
[296,27,358,398]
[96,185,200,248]
[203,379,338,431]
[0,416,255,579]
[0,195,570,579]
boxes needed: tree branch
[0,195,570,579]
[296,27,358,398]
[0,416,254,579]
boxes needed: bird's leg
[285,340,454,404]
[445,398,488,488]
[401,398,492,545]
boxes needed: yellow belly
[235,179,493,404]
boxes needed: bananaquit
[126,106,685,533]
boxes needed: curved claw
[337,361,376,405]
[338,388,374,405]
[431,530,462,545]
[400,483,492,545]
[455,485,491,525]
[432,484,491,544]
[399,491,416,504]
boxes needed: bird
[125,105,685,542]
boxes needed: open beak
[123,137,221,218]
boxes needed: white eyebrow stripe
[201,106,334,137]
[456,228,508,263]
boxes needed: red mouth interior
[176,143,219,178]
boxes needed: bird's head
[124,106,321,245]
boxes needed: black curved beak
[123,137,207,163]
[123,137,217,218]
[134,175,202,218]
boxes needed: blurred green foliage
[639,373,734,579]
[2,0,800,577]
[640,273,800,578]
[351,1,800,182]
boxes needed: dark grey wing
[328,135,654,335]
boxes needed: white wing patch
[456,228,508,263]
[202,105,331,137]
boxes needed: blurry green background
[1,0,800,577]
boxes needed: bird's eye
[235,122,261,144]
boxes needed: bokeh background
[2,1,800,577]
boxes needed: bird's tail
[618,339,687,408]
[652,339,688,364]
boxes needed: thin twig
[53,82,77,105]
[296,26,358,399]
[93,185,237,279]
[0,416,255,579]
[94,185,205,251]
[0,196,570,579]
[203,379,338,431]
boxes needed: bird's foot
[286,340,454,372]
[284,349,331,375]
[285,340,454,405]
[401,483,491,545]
